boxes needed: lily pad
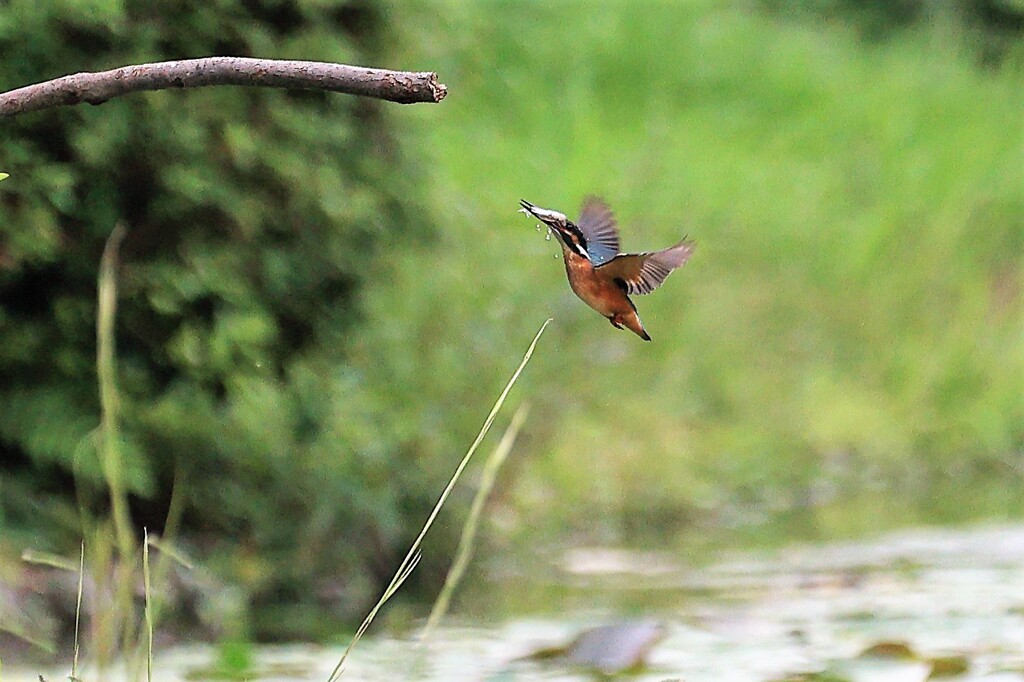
[926,655,969,678]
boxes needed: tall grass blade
[143,528,154,682]
[97,222,133,561]
[96,223,139,667]
[324,550,421,682]
[129,467,189,681]
[0,623,56,654]
[20,550,79,572]
[146,534,194,571]
[422,402,529,640]
[73,541,84,680]
[326,318,552,681]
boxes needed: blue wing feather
[577,196,621,266]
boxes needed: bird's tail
[623,311,651,341]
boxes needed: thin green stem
[97,223,134,560]
[143,528,154,682]
[327,318,551,681]
[422,402,529,640]
[73,541,84,679]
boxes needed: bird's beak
[518,199,563,226]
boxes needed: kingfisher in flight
[519,197,694,341]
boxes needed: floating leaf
[859,641,918,660]
[927,655,970,678]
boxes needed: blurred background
[1,0,1022,672]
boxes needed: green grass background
[358,0,1023,543]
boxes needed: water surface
[14,523,1024,681]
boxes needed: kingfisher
[519,197,694,341]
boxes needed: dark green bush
[0,0,434,638]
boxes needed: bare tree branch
[0,57,447,117]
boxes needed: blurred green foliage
[1,0,1022,642]
[766,0,1024,61]
[379,0,1023,542]
[0,0,435,638]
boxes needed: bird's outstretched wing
[597,239,694,295]
[576,196,620,266]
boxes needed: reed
[327,318,551,681]
[422,402,530,640]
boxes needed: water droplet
[535,223,543,231]
[545,232,552,241]
[554,253,560,259]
